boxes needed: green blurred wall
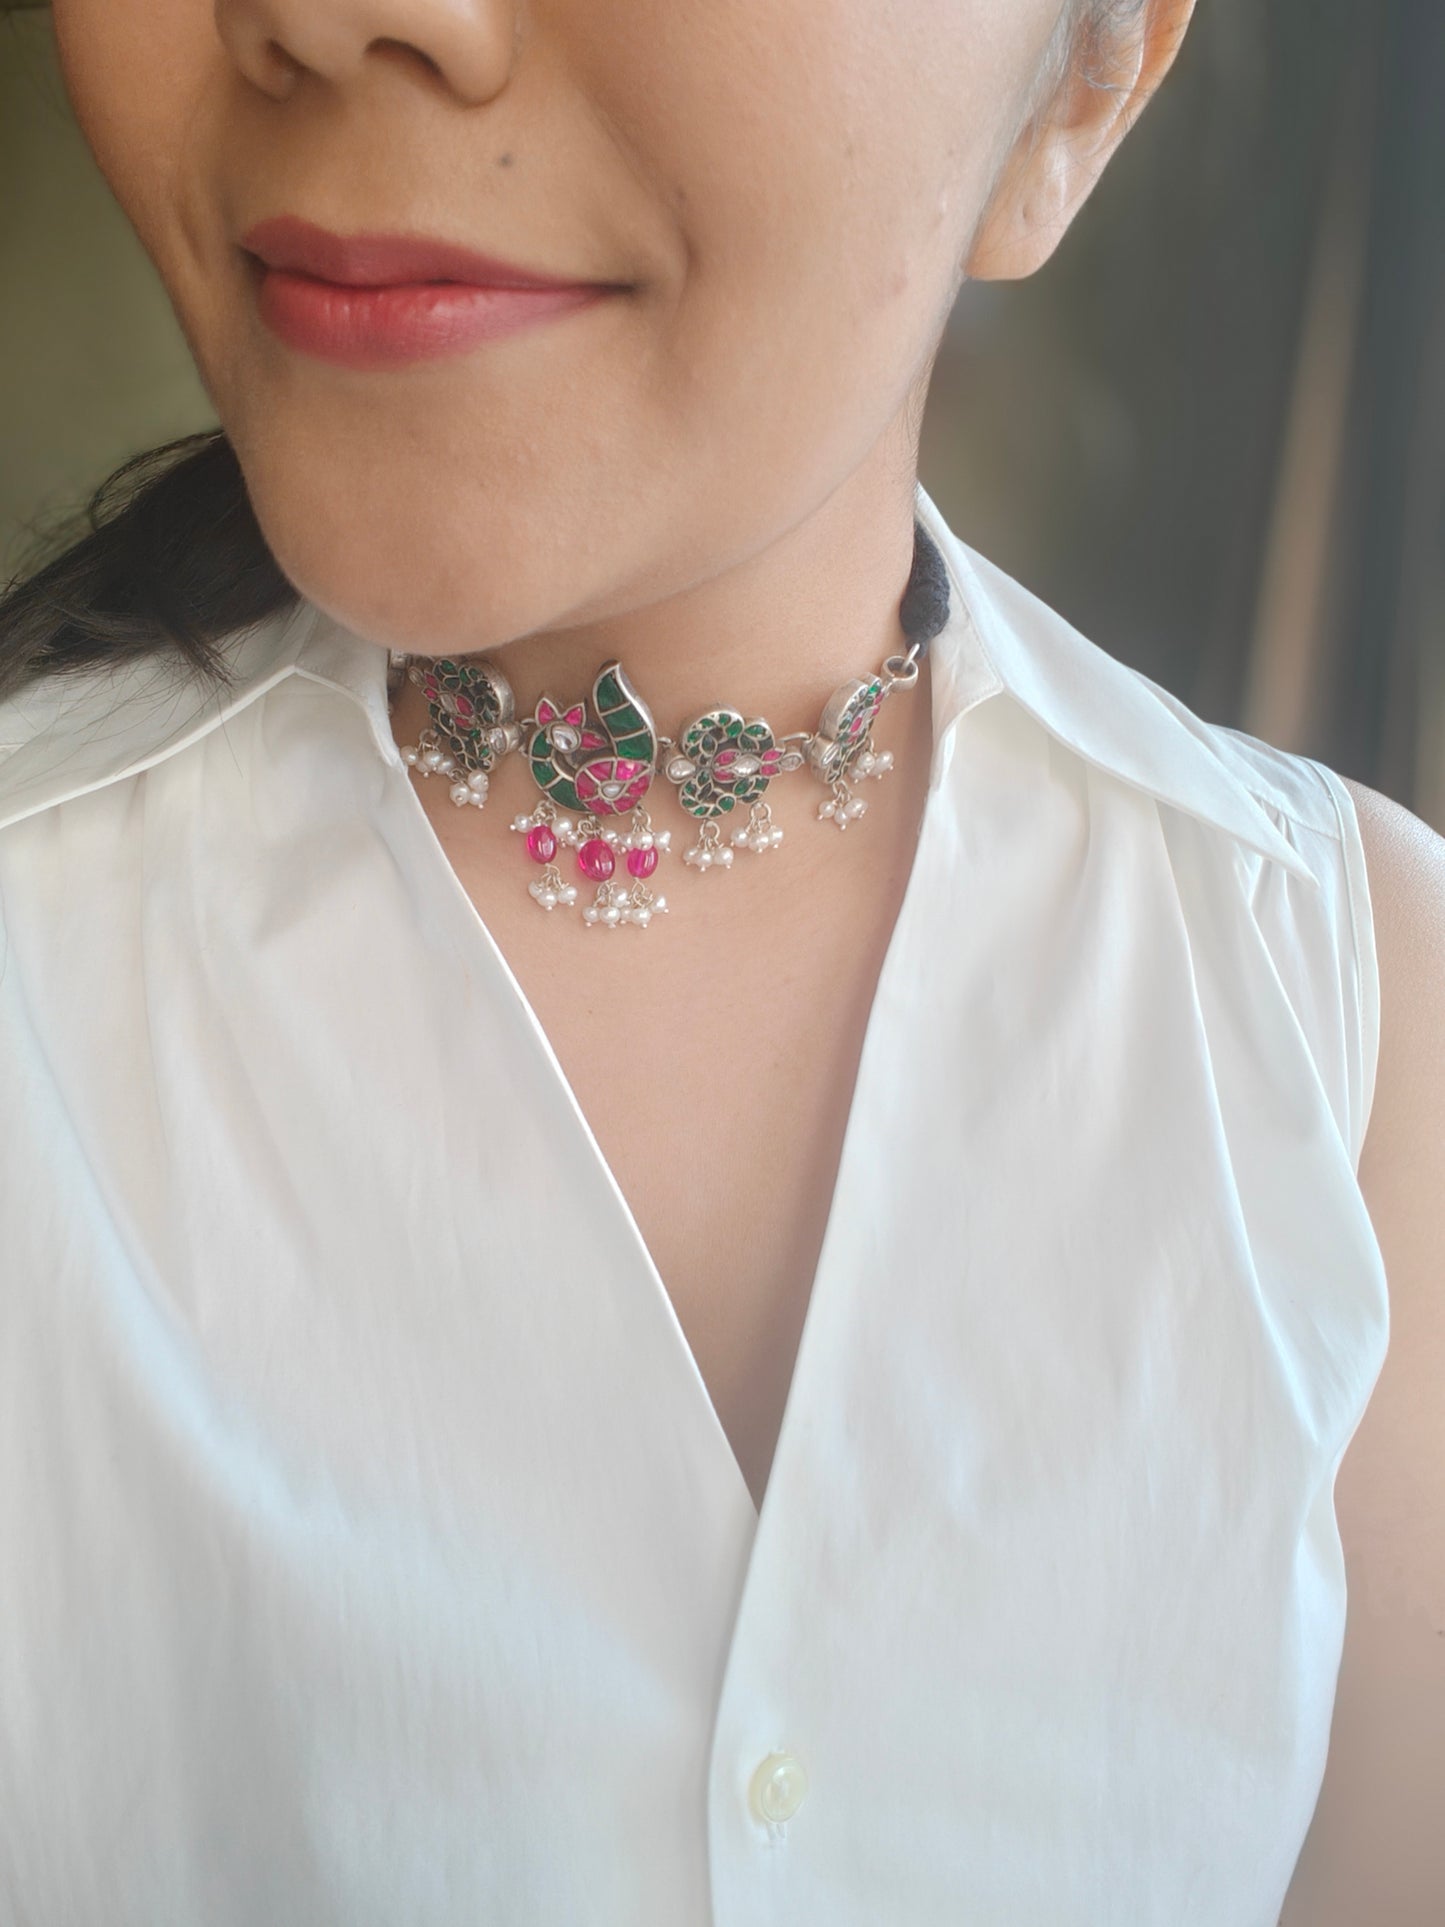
[0,10,215,578]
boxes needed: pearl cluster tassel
[452,770,490,808]
[683,820,734,871]
[819,779,868,829]
[528,867,579,910]
[399,738,492,810]
[730,799,785,854]
[818,734,894,829]
[581,881,669,929]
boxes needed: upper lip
[239,215,608,290]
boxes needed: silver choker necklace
[390,518,950,932]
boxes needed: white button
[748,1750,809,1824]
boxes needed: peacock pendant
[806,671,896,829]
[398,655,523,809]
[509,661,673,929]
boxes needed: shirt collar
[0,482,1317,885]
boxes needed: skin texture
[45,1,1444,1915]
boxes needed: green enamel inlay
[529,730,583,811]
[594,665,656,767]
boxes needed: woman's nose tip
[214,0,511,108]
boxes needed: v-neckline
[293,543,992,1536]
[380,695,961,1543]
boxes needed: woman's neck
[387,477,928,752]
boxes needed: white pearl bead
[422,749,446,771]
[555,817,574,841]
[635,831,654,850]
[558,885,578,905]
[768,827,784,847]
[653,896,668,913]
[874,750,894,772]
[731,827,750,847]
[716,847,733,867]
[654,830,672,851]
[602,904,621,925]
[846,796,867,818]
[449,782,471,806]
[401,746,419,766]
[511,813,534,832]
[582,905,600,924]
[467,769,489,792]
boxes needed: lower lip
[253,267,615,369]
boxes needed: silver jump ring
[881,649,921,690]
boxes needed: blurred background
[2,0,1442,827]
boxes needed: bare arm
[1278,777,1445,1925]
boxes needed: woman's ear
[964,0,1197,283]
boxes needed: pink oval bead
[626,845,659,880]
[578,837,615,881]
[526,824,557,864]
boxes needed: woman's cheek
[51,0,214,257]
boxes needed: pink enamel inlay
[526,824,557,864]
[578,837,616,881]
[575,759,652,815]
[626,846,658,880]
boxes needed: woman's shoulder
[1338,772,1445,1169]
[926,511,1385,1163]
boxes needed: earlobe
[962,139,1077,284]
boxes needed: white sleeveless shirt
[0,484,1388,1924]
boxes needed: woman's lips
[252,271,612,369]
[239,215,620,369]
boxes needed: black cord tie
[899,517,951,657]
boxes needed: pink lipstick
[240,216,621,370]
